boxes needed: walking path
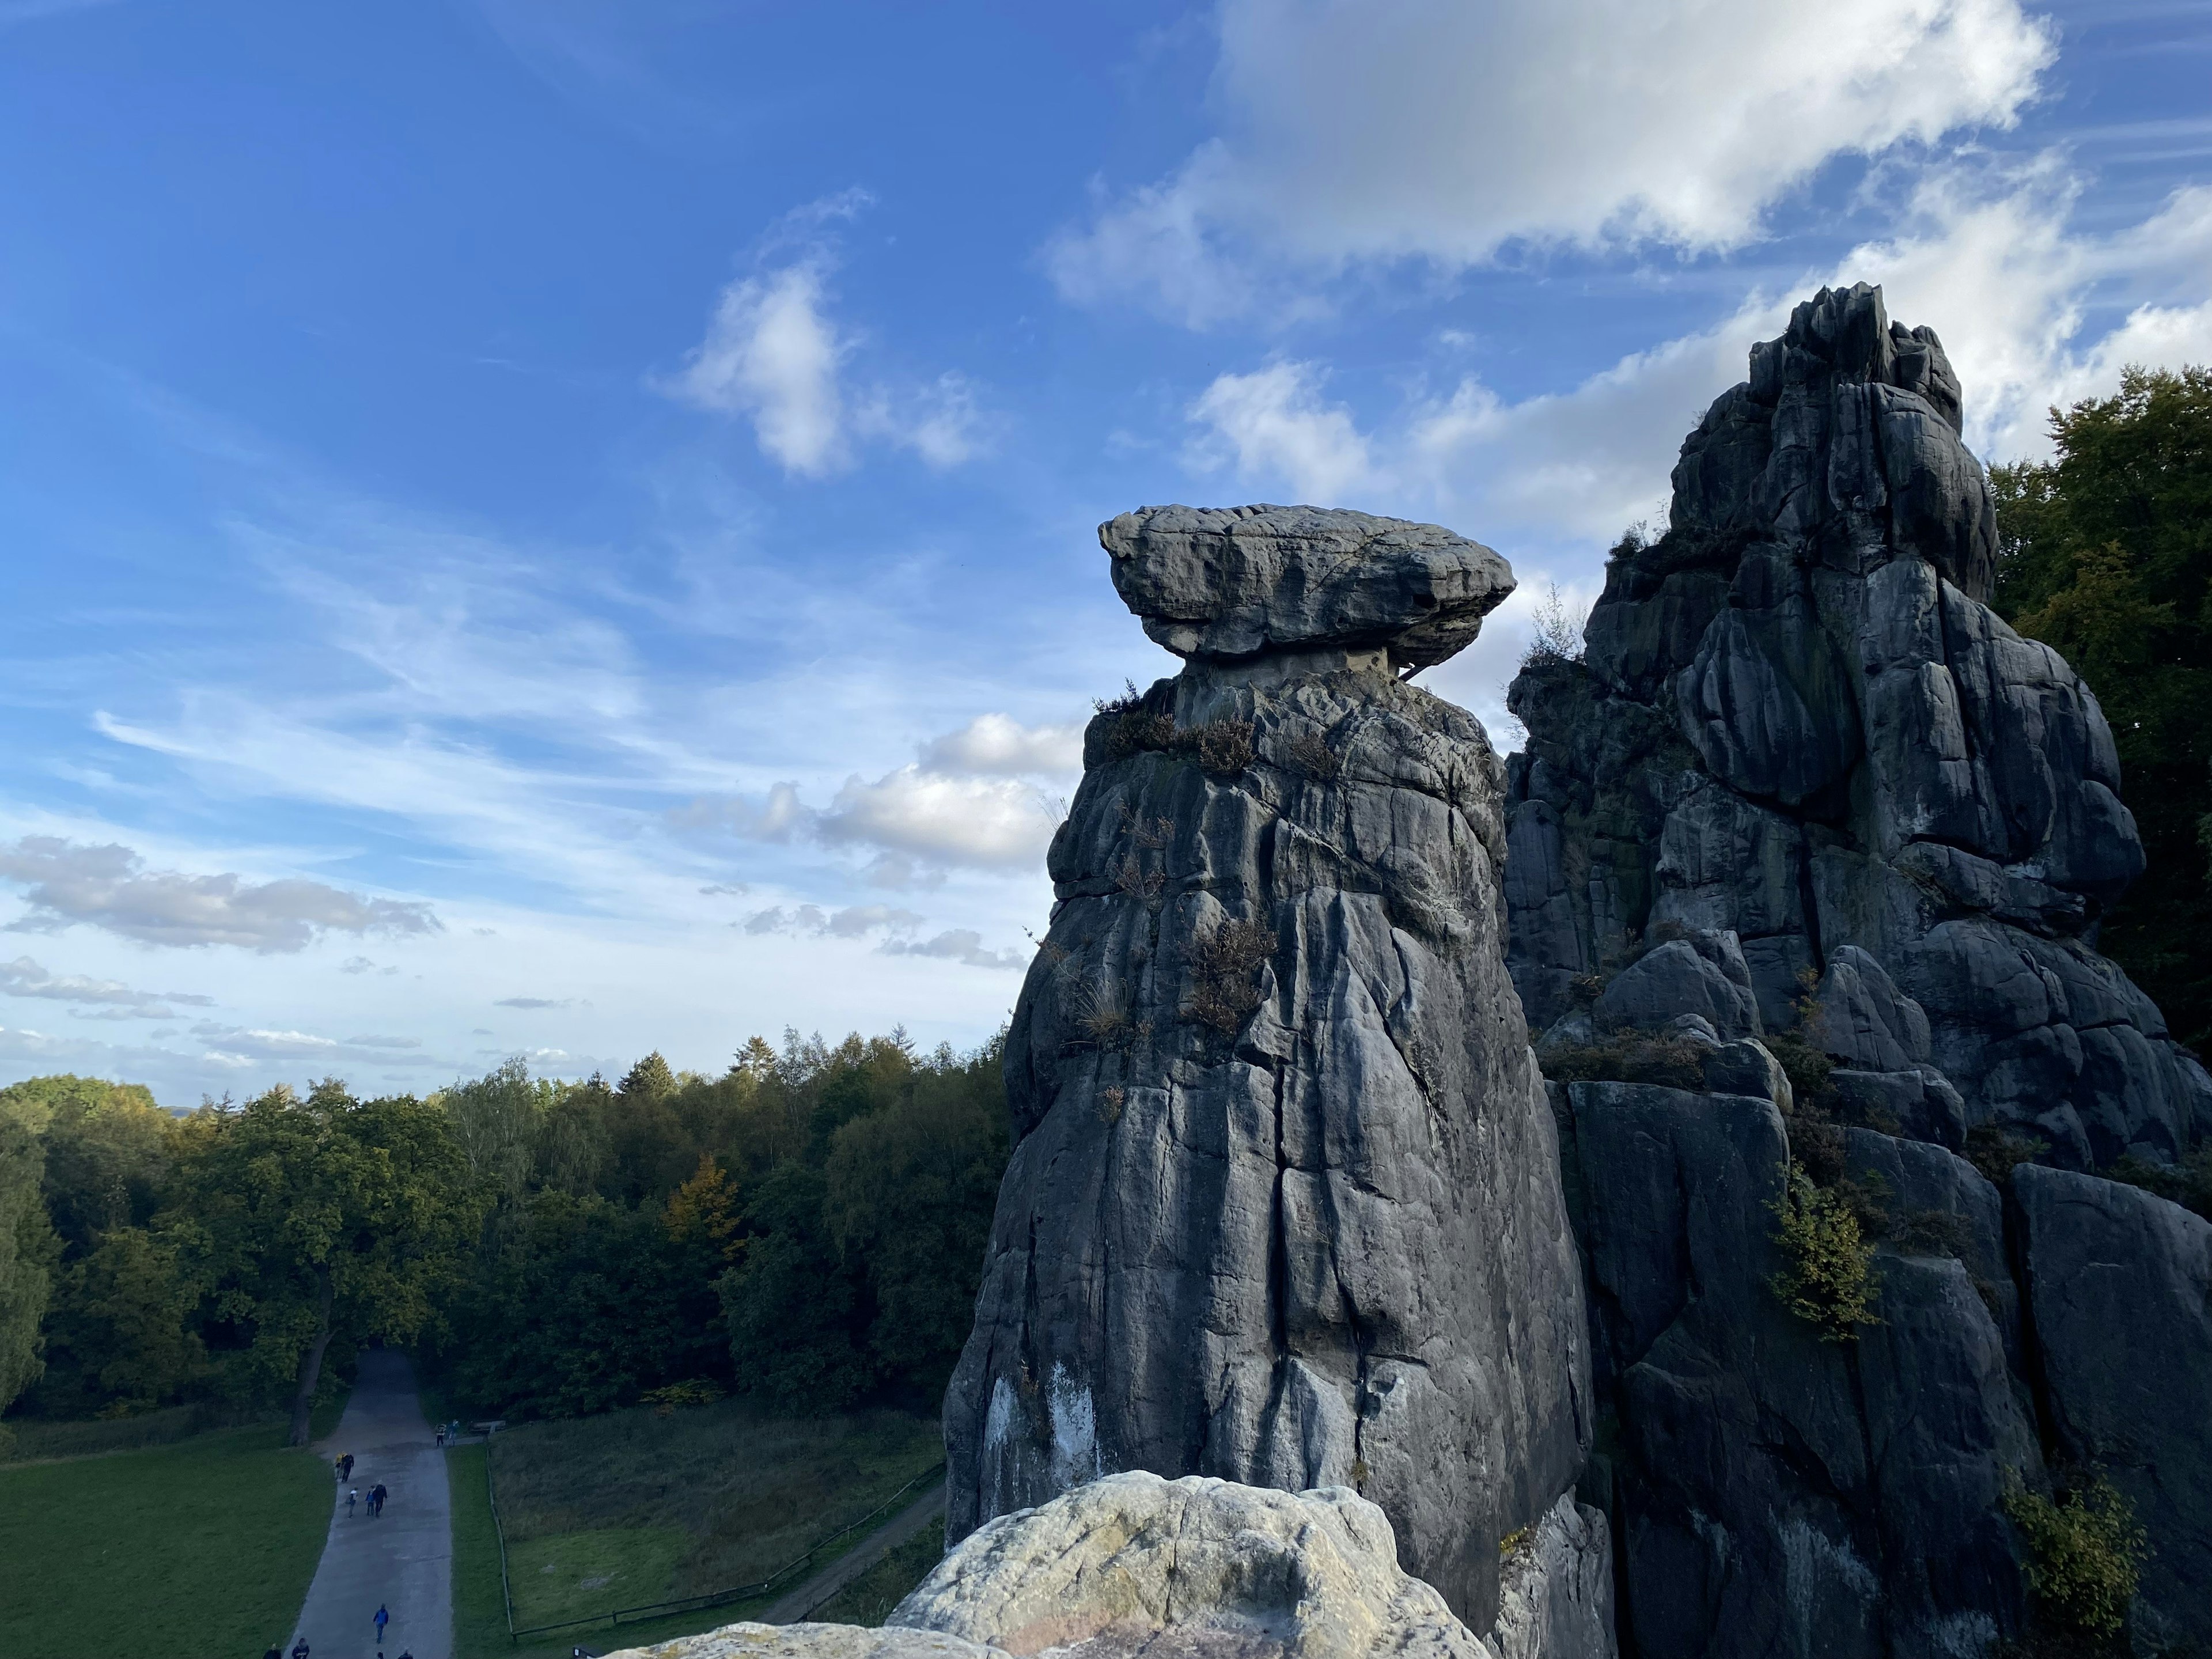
[293,1349,453,1658]
[761,1478,946,1626]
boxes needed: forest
[0,1031,1009,1438]
[0,365,2205,1445]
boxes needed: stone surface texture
[1493,1493,1618,1659]
[944,505,1593,1632]
[1507,286,2212,1653]
[1505,283,2211,1169]
[1102,505,1515,669]
[893,1471,1497,1658]
[605,1628,1006,1659]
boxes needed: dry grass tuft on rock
[1184,918,1274,1036]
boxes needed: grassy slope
[810,1525,945,1626]
[0,1421,331,1659]
[448,1397,942,1655]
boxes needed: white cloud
[669,782,811,842]
[1185,361,1377,503]
[664,198,986,475]
[0,836,440,953]
[878,929,1025,971]
[1051,0,2055,324]
[818,768,1056,870]
[919,714,1084,778]
[1183,171,2212,548]
[671,258,854,475]
[740,903,924,939]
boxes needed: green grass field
[810,1525,945,1626]
[448,1396,943,1655]
[0,1419,332,1659]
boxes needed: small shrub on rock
[1965,1124,2050,1187]
[1769,1163,1880,1341]
[2106,1142,2212,1222]
[1095,680,1177,759]
[1284,727,1342,781]
[1186,918,1274,1036]
[1183,717,1256,776]
[1540,1034,1707,1092]
[2004,1476,2147,1642]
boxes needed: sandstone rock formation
[1508,285,2212,1652]
[943,505,1593,1630]
[896,1471,1495,1657]
[609,1473,1613,1659]
[1507,282,2212,1169]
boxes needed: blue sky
[2,0,2209,1105]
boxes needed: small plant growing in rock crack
[1540,1033,1708,1091]
[1185,916,1275,1036]
[1117,803,1175,849]
[1181,717,1255,776]
[1518,581,1589,669]
[1094,679,1177,759]
[1097,1085,1126,1126]
[1067,975,1137,1050]
[1113,853,1166,902]
[1768,1161,1880,1340]
[1965,1124,2050,1187]
[2003,1476,2147,1643]
[1498,1525,1533,1560]
[1284,727,1341,781]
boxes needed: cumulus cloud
[494,995,573,1009]
[0,837,440,953]
[1185,360,1378,504]
[677,713,1070,878]
[1050,0,2055,324]
[0,955,214,1020]
[1183,171,2212,546]
[918,714,1084,778]
[663,195,986,474]
[878,929,1025,971]
[817,768,1056,870]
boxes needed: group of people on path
[335,1453,392,1517]
[267,1612,413,1659]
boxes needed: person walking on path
[374,1603,390,1643]
[289,1641,309,1659]
[346,1487,359,1516]
[372,1481,388,1517]
[340,1453,354,1481]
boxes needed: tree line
[0,1029,1009,1441]
[1993,365,2212,1054]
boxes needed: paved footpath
[761,1478,946,1626]
[293,1349,453,1659]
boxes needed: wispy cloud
[0,836,439,952]
[662,193,989,475]
[0,955,214,1019]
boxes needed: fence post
[484,1437,517,1644]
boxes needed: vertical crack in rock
[945,505,1593,1634]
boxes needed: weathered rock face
[615,1474,1613,1659]
[1508,285,2212,1652]
[1506,283,2212,1169]
[895,1471,1497,1657]
[2014,1166,2212,1649]
[1552,1081,2042,1657]
[944,506,1593,1631]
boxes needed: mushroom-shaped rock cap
[1100,503,1514,669]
